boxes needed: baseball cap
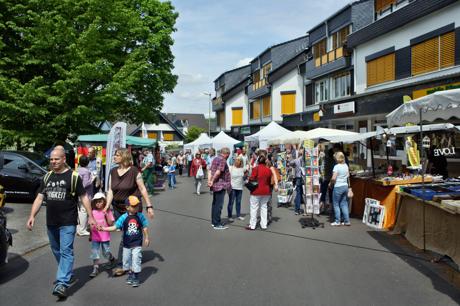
[92,192,106,201]
[125,195,140,207]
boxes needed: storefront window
[332,73,351,99]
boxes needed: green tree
[185,126,205,143]
[0,0,178,150]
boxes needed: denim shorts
[90,241,112,260]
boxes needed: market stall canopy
[386,88,460,127]
[202,131,239,152]
[268,128,358,145]
[327,123,460,144]
[244,121,291,149]
[76,134,156,147]
[183,133,212,154]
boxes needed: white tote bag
[196,165,204,179]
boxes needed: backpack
[43,170,80,198]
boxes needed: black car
[0,151,48,202]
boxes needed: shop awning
[76,134,156,147]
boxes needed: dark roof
[130,113,185,139]
[165,113,208,130]
[348,0,457,48]
[214,65,251,96]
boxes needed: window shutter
[412,37,439,76]
[163,132,174,141]
[281,93,295,115]
[262,96,271,117]
[232,108,243,125]
[440,31,455,69]
[367,53,394,86]
[253,100,260,119]
[147,132,157,139]
[384,53,395,82]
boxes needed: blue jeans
[227,189,243,218]
[168,174,176,188]
[294,178,304,213]
[332,185,350,223]
[211,189,226,226]
[47,225,76,287]
[90,241,112,261]
[123,247,142,273]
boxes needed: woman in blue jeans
[227,157,245,221]
[328,152,351,226]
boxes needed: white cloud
[235,58,252,68]
[178,73,207,85]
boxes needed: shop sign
[412,82,460,100]
[313,112,321,122]
[434,147,456,157]
[333,101,355,115]
[240,126,251,135]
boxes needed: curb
[9,241,50,261]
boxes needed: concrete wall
[354,3,460,94]
[271,68,304,121]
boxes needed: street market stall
[183,133,212,154]
[202,131,239,153]
[244,121,291,149]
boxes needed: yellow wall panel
[232,108,243,125]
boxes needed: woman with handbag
[190,152,207,195]
[328,152,351,226]
[246,155,278,231]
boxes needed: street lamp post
[203,92,211,136]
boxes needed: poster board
[362,198,385,229]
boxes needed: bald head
[50,149,67,172]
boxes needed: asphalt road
[1,175,459,306]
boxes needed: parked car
[0,184,12,266]
[0,151,48,202]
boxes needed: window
[313,39,327,66]
[163,132,174,141]
[332,73,351,99]
[147,132,157,139]
[367,53,395,86]
[232,108,243,125]
[375,0,396,13]
[412,31,455,76]
[315,79,329,103]
[262,63,272,79]
[262,96,271,117]
[331,26,349,50]
[281,93,296,115]
[250,101,260,120]
[252,63,271,90]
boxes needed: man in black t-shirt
[27,149,95,299]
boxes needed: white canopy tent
[268,127,358,145]
[386,88,460,127]
[200,131,240,153]
[183,133,212,154]
[244,121,291,149]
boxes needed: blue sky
[162,0,352,116]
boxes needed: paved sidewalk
[4,203,48,260]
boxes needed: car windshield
[18,152,49,169]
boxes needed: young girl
[167,160,176,189]
[89,192,116,277]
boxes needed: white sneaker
[330,222,341,226]
[228,218,234,222]
[77,231,90,236]
[237,216,245,221]
[197,191,200,195]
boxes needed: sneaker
[260,227,267,231]
[89,266,99,278]
[343,222,351,226]
[113,267,126,277]
[213,224,228,230]
[52,284,68,298]
[294,211,300,215]
[237,216,245,221]
[245,226,255,231]
[126,273,134,285]
[228,218,234,222]
[131,276,140,287]
[77,231,90,236]
[68,275,77,285]
[330,221,341,226]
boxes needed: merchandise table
[392,192,460,266]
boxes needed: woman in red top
[190,152,207,195]
[246,155,278,230]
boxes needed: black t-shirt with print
[38,170,85,226]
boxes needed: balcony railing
[252,78,267,91]
[314,47,345,67]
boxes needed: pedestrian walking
[87,146,102,192]
[76,156,92,236]
[141,149,155,194]
[190,152,206,195]
[227,157,245,221]
[100,195,149,287]
[290,148,305,215]
[329,152,351,226]
[106,148,154,277]
[186,151,193,176]
[246,155,276,231]
[27,149,96,299]
[208,147,231,230]
[167,160,176,189]
[177,152,185,176]
[89,192,116,278]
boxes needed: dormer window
[252,62,271,90]
[375,0,410,20]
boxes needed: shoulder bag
[245,166,258,192]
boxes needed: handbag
[347,176,354,198]
[196,165,204,179]
[245,166,258,192]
